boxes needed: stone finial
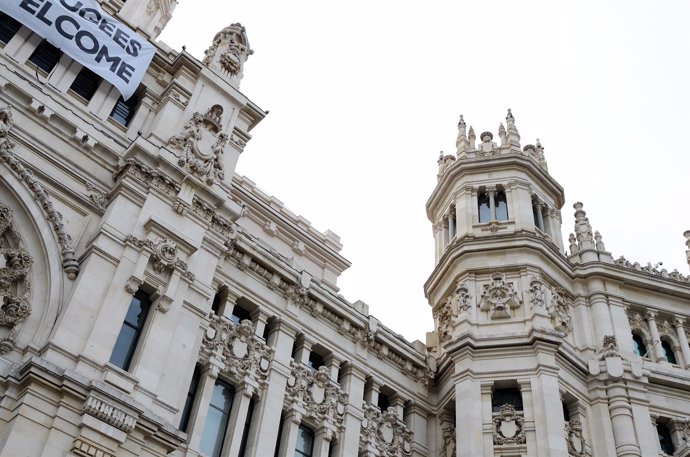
[684,230,690,269]
[498,123,507,146]
[506,109,520,148]
[468,126,476,150]
[573,202,594,249]
[535,138,548,170]
[456,115,468,156]
[202,23,253,89]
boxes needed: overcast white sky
[160,1,690,343]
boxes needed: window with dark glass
[28,39,62,73]
[230,304,252,325]
[110,93,139,126]
[632,333,647,357]
[295,425,314,457]
[238,398,255,457]
[492,387,523,413]
[109,290,151,371]
[0,13,22,45]
[562,401,571,421]
[179,364,202,432]
[200,380,235,457]
[274,413,285,457]
[70,66,101,101]
[661,340,677,364]
[478,192,491,223]
[308,352,325,370]
[657,422,675,455]
[495,190,508,221]
[377,392,390,412]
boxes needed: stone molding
[285,362,348,434]
[360,404,413,456]
[0,106,79,279]
[614,255,689,283]
[200,316,273,390]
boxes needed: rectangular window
[110,93,139,127]
[495,191,508,221]
[295,425,314,457]
[0,13,22,45]
[492,387,523,413]
[28,39,62,73]
[109,290,151,371]
[70,66,102,101]
[200,380,235,457]
[308,352,324,370]
[230,304,252,325]
[478,192,491,223]
[238,398,255,457]
[179,364,202,432]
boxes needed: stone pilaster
[645,310,665,362]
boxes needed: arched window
[661,340,677,364]
[631,333,647,357]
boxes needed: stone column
[442,217,449,246]
[645,310,665,361]
[188,363,220,451]
[406,402,430,457]
[455,374,483,457]
[333,365,366,457]
[277,411,302,456]
[673,316,690,368]
[224,385,255,457]
[325,353,342,383]
[488,188,497,221]
[532,372,569,457]
[518,379,539,457]
[448,209,456,240]
[390,394,405,421]
[535,203,545,231]
[294,336,314,366]
[364,379,381,408]
[313,427,333,457]
[253,310,269,339]
[590,292,614,350]
[245,321,296,457]
[607,381,642,457]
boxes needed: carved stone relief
[0,106,78,278]
[124,235,195,282]
[442,426,456,457]
[0,203,33,354]
[565,419,586,457]
[480,273,521,319]
[203,23,253,78]
[360,404,413,456]
[200,316,273,389]
[168,106,228,185]
[550,287,573,333]
[598,335,621,360]
[285,363,348,434]
[493,404,526,445]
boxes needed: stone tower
[425,111,582,457]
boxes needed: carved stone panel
[493,404,526,445]
[565,419,586,456]
[480,273,521,319]
[360,404,413,456]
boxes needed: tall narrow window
[0,13,22,45]
[495,191,508,221]
[295,425,315,457]
[377,392,390,412]
[657,422,675,455]
[308,352,325,370]
[70,67,102,101]
[110,93,139,126]
[632,333,647,357]
[179,365,202,432]
[661,340,677,364]
[200,380,235,457]
[28,39,62,73]
[109,290,151,371]
[231,304,252,325]
[238,398,255,457]
[478,192,491,223]
[562,401,571,421]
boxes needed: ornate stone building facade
[0,2,689,457]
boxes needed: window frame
[109,290,152,371]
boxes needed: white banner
[1,0,155,100]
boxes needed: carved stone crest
[565,419,586,456]
[493,404,526,445]
[168,105,228,185]
[203,23,253,80]
[598,335,621,360]
[480,272,521,319]
[550,287,572,333]
[286,363,348,432]
[360,405,413,456]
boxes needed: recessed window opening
[70,66,102,101]
[179,364,202,432]
[110,92,139,126]
[308,351,325,371]
[478,191,491,223]
[492,387,523,413]
[295,425,315,457]
[495,189,508,221]
[562,400,571,421]
[661,340,677,364]
[657,422,675,455]
[199,380,235,457]
[632,333,647,357]
[109,289,152,371]
[0,13,22,45]
[28,39,63,73]
[231,304,252,325]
